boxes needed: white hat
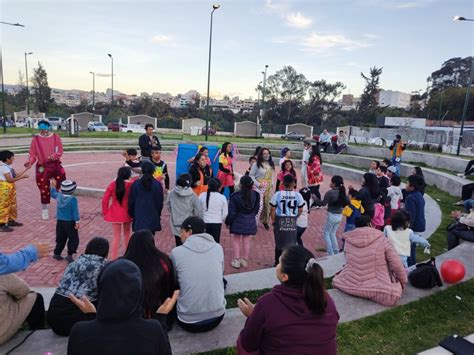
[387,166,397,173]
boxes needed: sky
[1,0,473,99]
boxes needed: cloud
[285,12,313,29]
[150,34,173,44]
[264,0,289,12]
[363,33,381,40]
[360,0,435,9]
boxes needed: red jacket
[102,180,133,223]
[306,156,323,186]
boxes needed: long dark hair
[221,142,233,158]
[140,162,155,192]
[256,147,275,169]
[309,145,322,165]
[281,160,296,177]
[253,146,262,157]
[281,246,326,315]
[123,230,174,318]
[362,172,381,199]
[414,167,424,177]
[206,178,221,211]
[239,175,254,206]
[115,167,131,204]
[331,175,348,207]
[194,153,205,166]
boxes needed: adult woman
[128,162,164,234]
[359,173,381,218]
[189,153,212,196]
[199,178,228,243]
[306,145,323,201]
[123,231,175,323]
[249,148,275,230]
[217,142,234,196]
[226,176,260,269]
[333,223,407,306]
[237,246,339,354]
[102,167,133,259]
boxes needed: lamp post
[259,65,269,137]
[204,4,220,141]
[0,21,25,134]
[90,71,95,111]
[454,16,474,156]
[256,80,262,138]
[24,52,33,115]
[107,53,113,107]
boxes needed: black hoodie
[68,259,171,355]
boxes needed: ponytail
[331,175,347,208]
[115,167,132,204]
[206,178,221,211]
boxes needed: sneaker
[457,173,466,178]
[231,258,241,269]
[263,223,270,230]
[65,255,74,264]
[8,220,23,227]
[0,225,14,232]
[240,259,248,268]
[454,200,465,206]
[41,209,49,220]
[52,254,63,261]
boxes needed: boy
[122,148,142,178]
[404,174,426,266]
[389,134,407,176]
[387,175,402,215]
[150,147,170,192]
[51,180,80,263]
[0,150,29,232]
[342,188,364,232]
[245,156,257,176]
[270,175,304,266]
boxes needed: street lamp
[1,21,25,133]
[454,16,473,156]
[204,4,220,141]
[259,65,269,137]
[256,80,262,138]
[90,71,95,111]
[24,52,33,115]
[107,53,113,107]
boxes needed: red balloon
[440,259,466,284]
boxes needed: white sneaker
[231,258,241,269]
[240,258,248,268]
[41,209,49,220]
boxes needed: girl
[217,142,234,196]
[368,160,380,175]
[237,246,339,355]
[359,172,381,219]
[102,167,133,260]
[275,160,297,191]
[296,188,311,246]
[226,176,260,269]
[167,173,203,247]
[384,211,430,268]
[189,153,212,196]
[307,145,323,203]
[187,146,212,169]
[279,147,291,168]
[199,178,228,243]
[313,175,349,255]
[249,148,275,230]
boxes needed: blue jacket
[405,190,426,233]
[128,178,164,232]
[226,190,260,235]
[51,187,80,222]
[0,245,38,275]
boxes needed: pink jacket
[333,227,407,307]
[102,180,132,223]
[27,134,63,165]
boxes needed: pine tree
[32,62,53,113]
[359,66,383,117]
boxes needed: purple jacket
[239,284,339,354]
[225,190,260,236]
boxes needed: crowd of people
[0,122,473,354]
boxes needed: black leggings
[309,185,321,200]
[178,314,224,333]
[461,183,474,201]
[206,223,222,243]
[464,160,474,175]
[26,293,45,330]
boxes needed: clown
[24,120,66,220]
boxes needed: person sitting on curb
[447,200,474,250]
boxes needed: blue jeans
[391,158,401,176]
[323,213,342,255]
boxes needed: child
[342,188,364,232]
[199,178,228,243]
[167,173,203,247]
[387,175,402,215]
[313,175,349,255]
[368,160,380,175]
[245,156,257,176]
[275,160,297,191]
[122,148,142,178]
[270,175,304,266]
[376,166,390,190]
[404,174,426,266]
[150,147,170,192]
[384,211,430,268]
[296,187,311,246]
[217,142,234,196]
[187,146,212,169]
[51,180,80,263]
[0,150,29,232]
[307,145,323,203]
[279,147,291,168]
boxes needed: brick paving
[2,151,357,287]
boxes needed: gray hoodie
[170,233,226,323]
[167,186,203,236]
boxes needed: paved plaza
[2,151,355,287]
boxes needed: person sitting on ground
[318,129,332,152]
[457,160,474,179]
[368,160,380,175]
[0,243,52,276]
[0,273,46,345]
[376,166,390,191]
[68,259,178,355]
[170,216,225,333]
[386,165,397,180]
[447,200,474,250]
[333,216,407,307]
[237,245,339,355]
[384,211,430,268]
[358,173,381,219]
[47,237,109,336]
[381,159,393,168]
[387,175,402,220]
[332,130,348,154]
[404,174,426,266]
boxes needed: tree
[31,62,53,113]
[305,79,346,125]
[426,87,474,122]
[358,66,383,119]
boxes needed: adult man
[447,202,474,250]
[24,120,66,220]
[332,130,348,154]
[318,129,332,152]
[389,134,407,176]
[171,216,225,333]
[301,139,312,187]
[139,124,161,159]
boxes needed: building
[341,94,354,106]
[378,90,411,109]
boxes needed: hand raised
[237,297,254,318]
[33,243,54,258]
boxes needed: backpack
[371,203,385,228]
[408,258,443,289]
